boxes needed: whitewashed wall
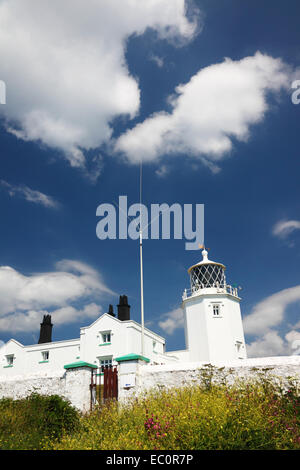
[0,366,93,413]
[2,355,299,412]
[134,356,300,396]
[183,292,247,363]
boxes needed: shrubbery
[0,369,299,450]
[0,393,80,449]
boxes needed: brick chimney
[38,315,53,344]
[117,295,130,321]
[108,304,115,317]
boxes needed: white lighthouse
[182,248,247,363]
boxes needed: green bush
[48,373,300,451]
[0,393,80,450]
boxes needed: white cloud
[246,331,286,357]
[285,329,300,347]
[115,52,290,167]
[158,307,184,335]
[0,303,102,333]
[246,329,300,358]
[149,54,164,68]
[0,0,199,177]
[0,180,59,209]
[155,164,169,178]
[0,260,114,333]
[272,219,300,239]
[244,286,300,357]
[243,285,300,336]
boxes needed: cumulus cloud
[244,286,300,357]
[115,52,290,167]
[0,0,199,177]
[272,219,300,239]
[246,330,300,358]
[246,331,286,357]
[0,303,102,333]
[243,285,300,336]
[0,260,114,333]
[0,180,59,209]
[158,307,184,335]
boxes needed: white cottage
[0,295,173,377]
[0,249,247,377]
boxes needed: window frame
[212,303,221,316]
[41,350,49,362]
[98,356,113,368]
[99,330,112,345]
[5,354,14,367]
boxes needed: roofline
[3,338,24,348]
[23,337,80,349]
[188,261,226,274]
[125,321,166,342]
[81,313,166,342]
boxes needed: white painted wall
[165,349,190,362]
[135,356,300,396]
[0,338,80,377]
[0,313,167,377]
[182,290,247,363]
[0,367,92,413]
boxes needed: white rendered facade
[181,249,247,363]
[0,313,169,377]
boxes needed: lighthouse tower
[182,248,247,363]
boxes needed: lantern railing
[182,284,239,300]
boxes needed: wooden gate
[90,365,118,410]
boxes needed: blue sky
[0,0,299,357]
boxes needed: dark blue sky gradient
[0,0,299,351]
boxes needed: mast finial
[198,244,209,261]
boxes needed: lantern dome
[188,249,226,290]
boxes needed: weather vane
[198,244,210,251]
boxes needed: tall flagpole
[139,158,145,356]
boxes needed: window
[5,355,14,366]
[99,357,112,368]
[101,331,111,344]
[235,341,243,356]
[212,304,220,316]
[41,351,49,361]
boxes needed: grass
[0,368,299,450]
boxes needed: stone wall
[1,356,300,411]
[134,356,300,396]
[0,366,93,413]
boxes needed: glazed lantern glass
[188,249,226,291]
